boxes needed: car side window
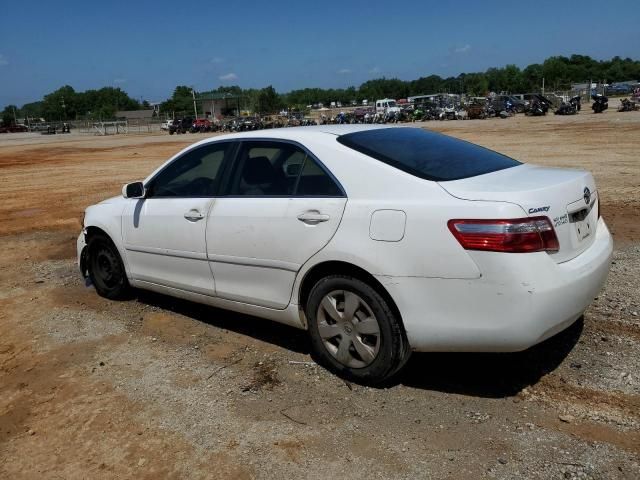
[228,141,342,197]
[295,155,342,196]
[228,142,296,196]
[148,143,230,197]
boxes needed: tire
[87,233,131,300]
[306,275,411,385]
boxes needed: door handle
[297,211,330,225]
[184,209,205,222]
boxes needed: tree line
[2,85,143,125]
[285,55,640,108]
[3,54,639,123]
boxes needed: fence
[28,119,165,135]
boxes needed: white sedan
[77,125,613,383]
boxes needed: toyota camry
[77,126,612,383]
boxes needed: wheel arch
[298,260,405,334]
[85,225,109,240]
[81,226,111,276]
[83,221,131,279]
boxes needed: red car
[0,124,29,133]
[191,118,212,132]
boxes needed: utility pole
[192,88,198,119]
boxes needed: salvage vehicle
[77,126,612,384]
[525,99,546,116]
[0,123,29,133]
[591,94,608,113]
[555,96,581,116]
[168,117,193,135]
[190,118,212,133]
[618,98,638,112]
[495,95,527,113]
[523,94,553,113]
[375,98,401,116]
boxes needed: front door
[206,140,347,309]
[122,142,232,295]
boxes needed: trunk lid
[439,164,599,263]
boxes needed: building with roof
[115,109,155,120]
[196,92,243,119]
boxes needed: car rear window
[337,127,520,181]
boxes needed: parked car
[0,123,29,133]
[606,84,632,95]
[161,119,173,131]
[190,118,212,133]
[495,95,527,113]
[77,126,612,384]
[168,117,193,135]
[523,94,554,112]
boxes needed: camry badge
[583,187,591,205]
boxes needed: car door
[206,140,347,309]
[122,142,233,295]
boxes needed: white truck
[375,98,401,115]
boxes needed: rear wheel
[87,233,131,300]
[306,275,411,385]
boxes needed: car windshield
[387,101,397,107]
[337,127,521,181]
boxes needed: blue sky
[1,0,638,106]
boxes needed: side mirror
[122,181,146,199]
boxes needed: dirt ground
[1,105,639,479]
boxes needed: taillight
[448,216,559,253]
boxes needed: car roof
[192,124,392,146]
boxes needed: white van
[375,98,401,114]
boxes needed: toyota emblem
[583,187,591,205]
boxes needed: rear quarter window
[337,127,520,181]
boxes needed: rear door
[206,140,347,309]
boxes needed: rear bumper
[378,218,613,352]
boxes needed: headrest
[243,156,276,185]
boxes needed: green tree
[21,101,43,121]
[256,85,283,113]
[410,75,444,96]
[522,64,543,92]
[160,85,194,117]
[1,105,18,126]
[41,85,77,121]
[461,73,489,96]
